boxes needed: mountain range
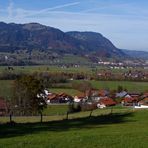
[122,49,148,60]
[0,22,126,57]
[0,22,147,64]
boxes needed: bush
[68,102,81,113]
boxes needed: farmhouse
[121,96,138,106]
[142,92,148,98]
[98,89,109,97]
[138,98,148,106]
[134,98,148,109]
[116,91,127,98]
[47,93,73,104]
[97,97,116,108]
[74,93,86,103]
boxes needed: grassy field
[49,88,81,96]
[0,79,148,100]
[89,80,148,92]
[0,65,95,74]
[0,106,131,123]
[43,105,69,116]
[0,109,148,148]
[1,65,142,75]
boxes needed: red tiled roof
[76,93,86,98]
[58,93,72,98]
[99,98,116,106]
[48,94,58,100]
[139,98,148,105]
[98,89,107,97]
[122,97,138,103]
[48,93,73,100]
[143,92,148,97]
[58,93,67,97]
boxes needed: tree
[12,75,47,115]
[117,85,123,93]
[72,81,92,92]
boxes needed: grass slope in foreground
[0,109,148,148]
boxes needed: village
[0,88,148,116]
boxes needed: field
[0,65,95,74]
[0,79,148,100]
[0,65,148,147]
[0,65,147,99]
[0,109,148,148]
[89,80,148,92]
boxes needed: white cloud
[7,0,14,18]
[15,1,80,19]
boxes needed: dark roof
[128,91,141,95]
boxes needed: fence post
[9,114,12,123]
[66,111,69,120]
[40,112,43,123]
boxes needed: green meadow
[0,79,148,100]
[0,109,148,148]
[89,80,148,92]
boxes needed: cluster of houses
[97,70,148,80]
[0,89,148,116]
[44,89,148,109]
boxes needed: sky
[0,0,148,51]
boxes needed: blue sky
[0,0,148,51]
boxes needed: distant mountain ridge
[0,22,127,59]
[122,49,148,60]
[66,31,126,58]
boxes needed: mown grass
[0,109,148,148]
[43,105,69,116]
[90,80,148,92]
[0,65,94,74]
[0,106,131,123]
[49,88,81,96]
[74,80,148,92]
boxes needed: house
[116,91,128,98]
[98,89,109,97]
[97,97,116,108]
[47,93,73,104]
[0,98,9,116]
[128,91,141,98]
[138,98,148,106]
[135,98,148,109]
[74,93,86,103]
[142,92,148,98]
[47,94,58,104]
[85,89,101,101]
[58,93,73,103]
[121,96,138,106]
